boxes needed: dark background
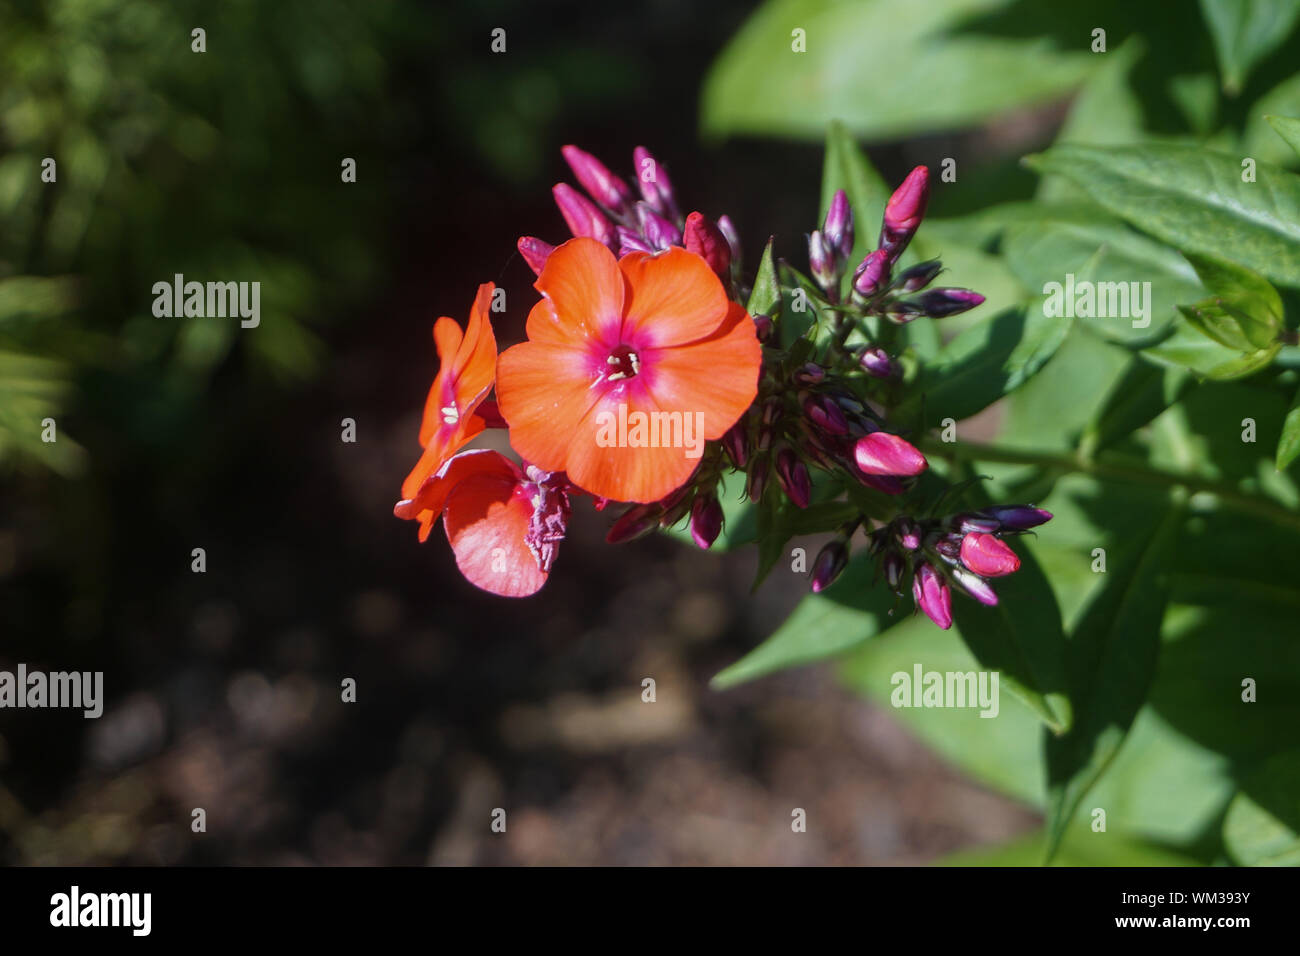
[0,0,1038,864]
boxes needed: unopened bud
[561,144,633,213]
[897,259,943,292]
[811,538,850,593]
[822,189,854,263]
[809,230,836,288]
[684,211,731,278]
[852,248,890,299]
[518,236,555,276]
[637,202,682,250]
[775,448,811,509]
[982,505,1053,531]
[918,288,985,318]
[690,493,724,549]
[553,183,614,247]
[880,165,929,262]
[633,146,679,221]
[858,346,895,379]
[716,214,742,269]
[606,503,662,543]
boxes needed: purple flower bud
[690,493,725,549]
[896,518,921,551]
[794,362,825,386]
[518,236,555,276]
[855,471,906,495]
[855,432,928,477]
[633,146,679,221]
[561,144,634,213]
[852,248,890,299]
[636,202,682,250]
[718,422,746,469]
[933,535,960,560]
[775,448,811,509]
[918,288,985,318]
[716,214,742,267]
[684,211,731,277]
[658,485,693,528]
[823,189,854,263]
[956,515,1002,534]
[883,551,904,588]
[616,226,654,256]
[982,505,1053,530]
[809,230,836,289]
[951,566,999,607]
[553,183,614,247]
[811,539,850,593]
[747,462,768,501]
[858,346,895,379]
[606,503,662,543]
[897,259,943,292]
[753,313,773,342]
[803,394,849,436]
[880,165,929,262]
[885,299,925,324]
[912,561,952,629]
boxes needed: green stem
[918,437,1300,533]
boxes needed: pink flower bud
[880,165,929,260]
[684,211,731,278]
[960,532,1020,577]
[803,395,849,436]
[518,236,555,276]
[794,362,825,386]
[912,562,952,629]
[775,448,811,508]
[808,230,835,288]
[553,183,614,247]
[854,432,927,477]
[951,566,998,606]
[852,248,890,298]
[690,494,724,549]
[721,421,749,469]
[822,189,854,262]
[811,539,849,593]
[858,346,895,378]
[633,146,678,220]
[561,144,633,212]
[716,214,742,266]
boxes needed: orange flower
[394,450,569,597]
[399,282,498,540]
[496,238,761,503]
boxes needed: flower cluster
[394,142,1052,628]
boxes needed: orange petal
[619,246,729,348]
[563,387,702,503]
[444,471,548,597]
[496,340,603,474]
[396,441,500,541]
[418,317,465,446]
[453,282,498,409]
[641,302,760,440]
[533,237,624,347]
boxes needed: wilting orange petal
[533,237,624,346]
[496,340,603,474]
[618,247,729,348]
[444,470,548,598]
[640,302,760,439]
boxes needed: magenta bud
[690,493,725,549]
[810,539,849,593]
[716,214,742,267]
[753,313,774,342]
[553,183,614,247]
[808,230,836,288]
[896,518,921,551]
[775,448,811,509]
[912,562,952,629]
[983,505,1053,530]
[561,144,634,213]
[880,165,930,261]
[854,432,928,477]
[684,211,731,278]
[856,471,906,495]
[606,503,662,543]
[747,462,768,501]
[858,346,895,379]
[918,288,985,318]
[951,566,998,607]
[518,236,556,276]
[852,248,890,299]
[883,551,903,588]
[897,259,943,292]
[632,146,678,220]
[803,395,849,436]
[823,189,854,262]
[658,485,693,528]
[636,202,682,250]
[616,226,654,256]
[960,532,1020,577]
[721,421,749,468]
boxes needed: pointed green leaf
[1266,114,1300,161]
[1278,385,1300,470]
[1199,0,1300,95]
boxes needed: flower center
[605,345,640,381]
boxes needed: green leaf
[747,237,781,319]
[1143,320,1281,380]
[1279,385,1300,470]
[898,306,1072,427]
[1266,114,1300,161]
[937,828,1201,867]
[820,120,889,269]
[1177,300,1278,353]
[1222,751,1300,865]
[1080,357,1194,458]
[950,542,1071,732]
[1044,497,1185,863]
[1182,251,1284,347]
[701,0,1096,142]
[1199,0,1300,95]
[1023,143,1300,288]
[713,549,901,689]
